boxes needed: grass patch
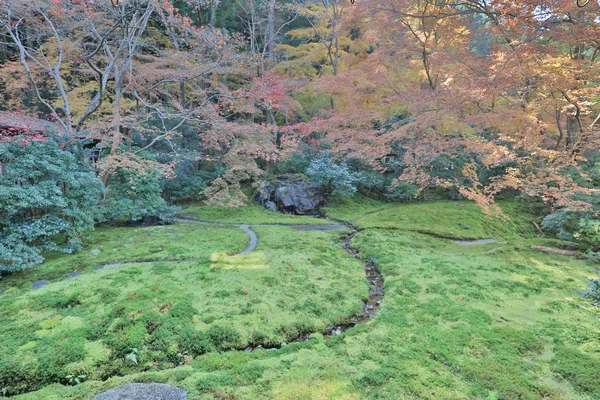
[5,199,600,399]
[326,196,537,240]
[180,201,334,225]
[0,223,365,396]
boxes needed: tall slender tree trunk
[197,4,203,27]
[210,0,220,28]
[267,0,276,59]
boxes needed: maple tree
[301,0,600,212]
[0,0,599,215]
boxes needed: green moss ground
[181,201,335,225]
[324,195,537,240]
[0,221,365,396]
[3,197,600,399]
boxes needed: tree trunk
[197,4,203,27]
[111,63,124,154]
[267,0,276,59]
[555,108,564,150]
[210,0,220,28]
[566,115,576,150]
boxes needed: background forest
[1,0,600,270]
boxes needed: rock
[255,176,324,215]
[264,200,278,212]
[94,383,188,400]
[66,272,82,279]
[32,280,50,289]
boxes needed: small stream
[10,216,385,350]
[249,224,385,351]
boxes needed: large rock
[255,176,324,215]
[94,383,187,400]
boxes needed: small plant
[576,272,600,306]
[574,219,600,251]
[125,348,139,365]
[368,257,379,266]
[64,374,86,386]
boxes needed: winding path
[173,216,385,339]
[173,216,347,257]
[6,215,384,344]
[235,225,257,256]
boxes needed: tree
[0,138,102,273]
[306,0,600,212]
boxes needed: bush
[541,210,578,241]
[384,180,419,202]
[305,153,360,197]
[577,271,600,306]
[542,193,600,246]
[102,168,179,224]
[574,219,600,250]
[161,160,223,202]
[0,139,103,273]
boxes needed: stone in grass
[94,383,188,400]
[32,280,50,289]
[66,272,82,279]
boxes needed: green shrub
[541,210,578,241]
[305,153,360,197]
[0,139,102,273]
[577,271,600,306]
[162,160,223,202]
[574,219,600,250]
[384,180,419,202]
[101,167,179,224]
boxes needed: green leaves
[0,139,103,273]
[306,153,360,197]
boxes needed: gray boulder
[94,383,188,400]
[264,200,278,212]
[255,176,324,215]
[32,280,49,289]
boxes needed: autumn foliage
[1,0,600,213]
